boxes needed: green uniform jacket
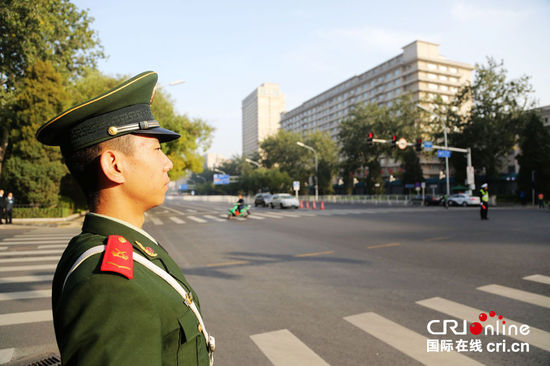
[51,213,210,365]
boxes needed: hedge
[13,207,73,218]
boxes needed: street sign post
[293,181,300,199]
[213,174,230,185]
[437,150,451,158]
[424,141,433,150]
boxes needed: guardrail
[169,194,412,205]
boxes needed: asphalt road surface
[0,199,548,365]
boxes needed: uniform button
[198,324,202,333]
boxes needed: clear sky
[73,0,550,159]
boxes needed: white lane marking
[0,275,53,284]
[0,256,60,264]
[0,264,56,272]
[0,249,64,257]
[186,209,198,213]
[169,216,185,224]
[0,289,51,302]
[477,284,550,309]
[0,247,6,251]
[187,216,207,223]
[254,213,283,219]
[0,348,15,365]
[250,329,330,366]
[163,206,187,215]
[344,312,482,366]
[0,310,52,326]
[6,236,72,241]
[38,245,67,249]
[148,216,163,225]
[523,274,550,285]
[0,240,67,245]
[248,215,265,220]
[203,215,225,222]
[416,297,550,352]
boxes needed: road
[0,199,548,365]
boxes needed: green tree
[339,97,422,194]
[261,130,338,195]
[0,0,104,177]
[446,57,535,181]
[516,111,550,201]
[399,148,423,185]
[2,60,70,205]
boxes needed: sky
[73,0,550,159]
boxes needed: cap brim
[133,127,180,143]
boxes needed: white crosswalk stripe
[0,310,52,326]
[38,245,67,249]
[523,274,550,285]
[0,275,52,284]
[0,289,51,302]
[0,249,64,257]
[247,215,265,220]
[169,216,185,224]
[0,240,67,245]
[251,329,329,366]
[187,216,207,223]
[254,213,283,219]
[0,264,56,272]
[416,297,550,352]
[203,215,226,222]
[0,256,60,264]
[0,348,15,365]
[477,284,550,308]
[344,312,482,366]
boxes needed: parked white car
[448,193,480,206]
[271,193,299,209]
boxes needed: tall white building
[203,152,227,170]
[242,83,285,156]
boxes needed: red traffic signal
[415,138,422,151]
[367,132,374,145]
[391,135,397,145]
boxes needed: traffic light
[415,138,422,151]
[391,135,397,147]
[367,132,374,145]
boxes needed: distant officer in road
[36,71,214,365]
[479,183,489,220]
[5,192,14,224]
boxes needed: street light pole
[416,104,450,199]
[245,158,260,168]
[296,141,318,202]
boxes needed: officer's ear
[99,149,127,184]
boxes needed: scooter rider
[236,193,245,214]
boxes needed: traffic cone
[320,201,325,210]
[312,201,317,209]
[306,201,309,209]
[300,200,303,209]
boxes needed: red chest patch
[100,235,133,279]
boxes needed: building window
[440,65,448,72]
[428,73,436,79]
[441,85,448,91]
[427,63,437,70]
[429,83,437,90]
[450,67,458,73]
[440,75,448,81]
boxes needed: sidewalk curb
[0,212,87,228]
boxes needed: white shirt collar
[88,212,158,245]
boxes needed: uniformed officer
[479,183,489,220]
[36,71,214,365]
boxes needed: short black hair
[62,135,135,210]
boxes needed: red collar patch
[100,235,133,279]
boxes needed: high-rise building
[280,40,473,179]
[203,152,227,170]
[242,83,285,157]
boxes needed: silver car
[448,193,481,206]
[271,193,299,209]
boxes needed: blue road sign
[213,174,230,185]
[437,150,451,158]
[424,141,433,150]
[405,184,415,189]
[179,184,188,191]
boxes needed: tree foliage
[0,0,105,177]
[2,60,70,205]
[339,96,423,193]
[446,57,535,180]
[261,130,338,195]
[516,111,550,200]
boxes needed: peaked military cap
[36,71,180,151]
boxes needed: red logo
[470,311,505,335]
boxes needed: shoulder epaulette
[100,235,133,279]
